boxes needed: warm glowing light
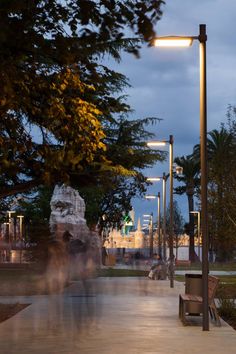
[7,210,16,215]
[154,37,193,47]
[145,195,157,199]
[147,141,166,147]
[146,177,161,182]
[175,166,183,175]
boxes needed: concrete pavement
[0,277,236,354]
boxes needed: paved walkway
[0,277,236,353]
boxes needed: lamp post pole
[17,215,24,240]
[157,192,161,258]
[190,211,201,259]
[197,212,201,259]
[199,24,208,331]
[162,173,167,261]
[169,135,174,288]
[7,211,16,249]
[162,172,166,261]
[149,213,153,258]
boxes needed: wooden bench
[179,275,221,326]
[175,259,191,267]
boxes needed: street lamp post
[190,211,201,260]
[145,195,161,257]
[143,213,153,257]
[153,24,209,331]
[7,211,16,248]
[17,215,24,263]
[17,215,24,240]
[162,173,167,262]
[169,135,174,288]
[157,192,161,257]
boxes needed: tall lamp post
[153,24,208,330]
[162,173,167,262]
[145,194,161,257]
[17,215,24,240]
[190,211,201,260]
[147,135,174,288]
[143,213,153,257]
[7,210,16,248]
[17,215,24,263]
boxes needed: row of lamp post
[3,211,24,245]
[147,135,176,288]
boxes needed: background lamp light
[147,177,161,182]
[147,141,166,147]
[154,37,193,47]
[175,166,183,175]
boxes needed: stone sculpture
[48,184,101,287]
[49,184,101,252]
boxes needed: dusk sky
[107,0,236,226]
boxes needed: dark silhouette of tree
[174,155,200,261]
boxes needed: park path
[0,277,236,354]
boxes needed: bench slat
[180,294,202,303]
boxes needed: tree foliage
[0,0,165,199]
[206,124,236,261]
[166,200,185,257]
[79,116,166,229]
[174,154,200,261]
[191,107,236,261]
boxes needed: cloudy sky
[107,0,236,226]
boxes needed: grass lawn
[175,262,236,271]
[0,268,51,296]
[98,268,148,277]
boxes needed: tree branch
[0,179,42,199]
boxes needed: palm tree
[174,155,200,261]
[206,128,235,261]
[193,127,235,261]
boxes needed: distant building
[104,217,148,249]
